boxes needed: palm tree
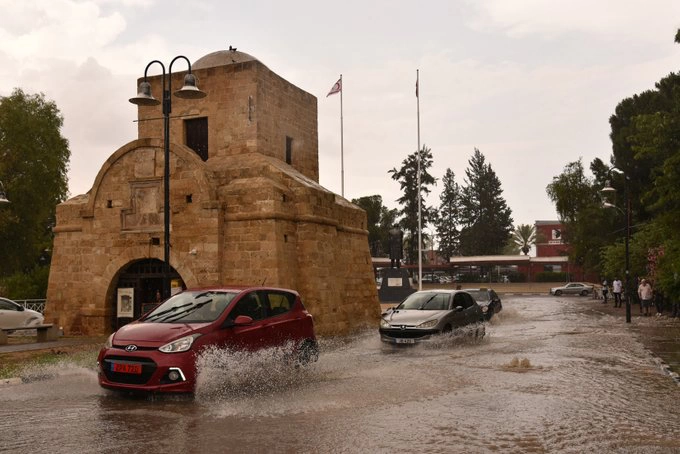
[512,224,536,255]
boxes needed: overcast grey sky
[1,0,679,227]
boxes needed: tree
[545,159,611,275]
[0,89,70,296]
[389,145,436,264]
[458,148,513,255]
[352,195,398,257]
[511,224,536,255]
[434,168,461,261]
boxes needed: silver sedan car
[549,282,594,296]
[379,290,485,345]
[0,297,45,330]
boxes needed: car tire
[555,290,562,296]
[580,290,589,296]
[297,339,319,366]
[442,324,452,333]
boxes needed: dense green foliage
[434,168,461,261]
[0,89,70,298]
[511,224,536,255]
[547,30,680,302]
[351,195,398,257]
[388,145,436,264]
[458,148,513,255]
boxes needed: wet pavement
[1,295,680,453]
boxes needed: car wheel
[555,290,562,296]
[442,324,452,333]
[297,339,319,366]
[580,290,589,296]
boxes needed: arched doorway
[113,259,184,330]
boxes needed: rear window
[466,290,489,302]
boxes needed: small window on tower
[185,117,208,161]
[285,136,293,164]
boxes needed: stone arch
[82,137,219,218]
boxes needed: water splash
[194,341,315,400]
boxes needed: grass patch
[0,336,106,379]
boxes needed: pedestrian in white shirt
[638,279,653,316]
[612,278,623,308]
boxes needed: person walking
[638,278,654,317]
[612,278,623,308]
[601,279,609,304]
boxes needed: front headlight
[380,319,391,329]
[417,319,438,329]
[104,333,114,348]
[159,334,202,353]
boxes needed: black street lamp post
[129,56,206,299]
[602,169,631,323]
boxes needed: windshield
[142,291,237,324]
[397,292,449,311]
[466,290,490,303]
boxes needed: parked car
[97,286,318,393]
[439,275,453,284]
[421,274,441,284]
[549,282,594,296]
[464,288,502,321]
[0,297,44,331]
[379,290,485,345]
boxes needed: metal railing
[15,299,46,314]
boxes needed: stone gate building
[45,48,380,336]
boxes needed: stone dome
[192,48,258,70]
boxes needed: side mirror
[18,306,25,312]
[233,315,253,326]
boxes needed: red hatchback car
[97,286,318,393]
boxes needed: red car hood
[113,322,207,347]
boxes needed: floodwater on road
[2,295,680,453]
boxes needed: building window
[185,117,208,161]
[285,136,293,164]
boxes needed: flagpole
[416,69,422,291]
[340,74,344,197]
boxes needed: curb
[644,347,680,386]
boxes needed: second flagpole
[416,69,422,290]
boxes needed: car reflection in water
[379,290,485,345]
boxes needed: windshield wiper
[144,303,193,322]
[419,295,437,310]
[157,299,214,323]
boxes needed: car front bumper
[378,328,440,345]
[97,347,196,393]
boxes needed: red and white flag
[327,78,342,97]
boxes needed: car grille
[102,355,157,385]
[379,328,438,339]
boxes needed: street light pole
[129,56,206,299]
[602,169,631,323]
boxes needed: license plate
[395,338,416,344]
[112,362,142,374]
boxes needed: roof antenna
[229,45,237,51]
[261,277,267,286]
